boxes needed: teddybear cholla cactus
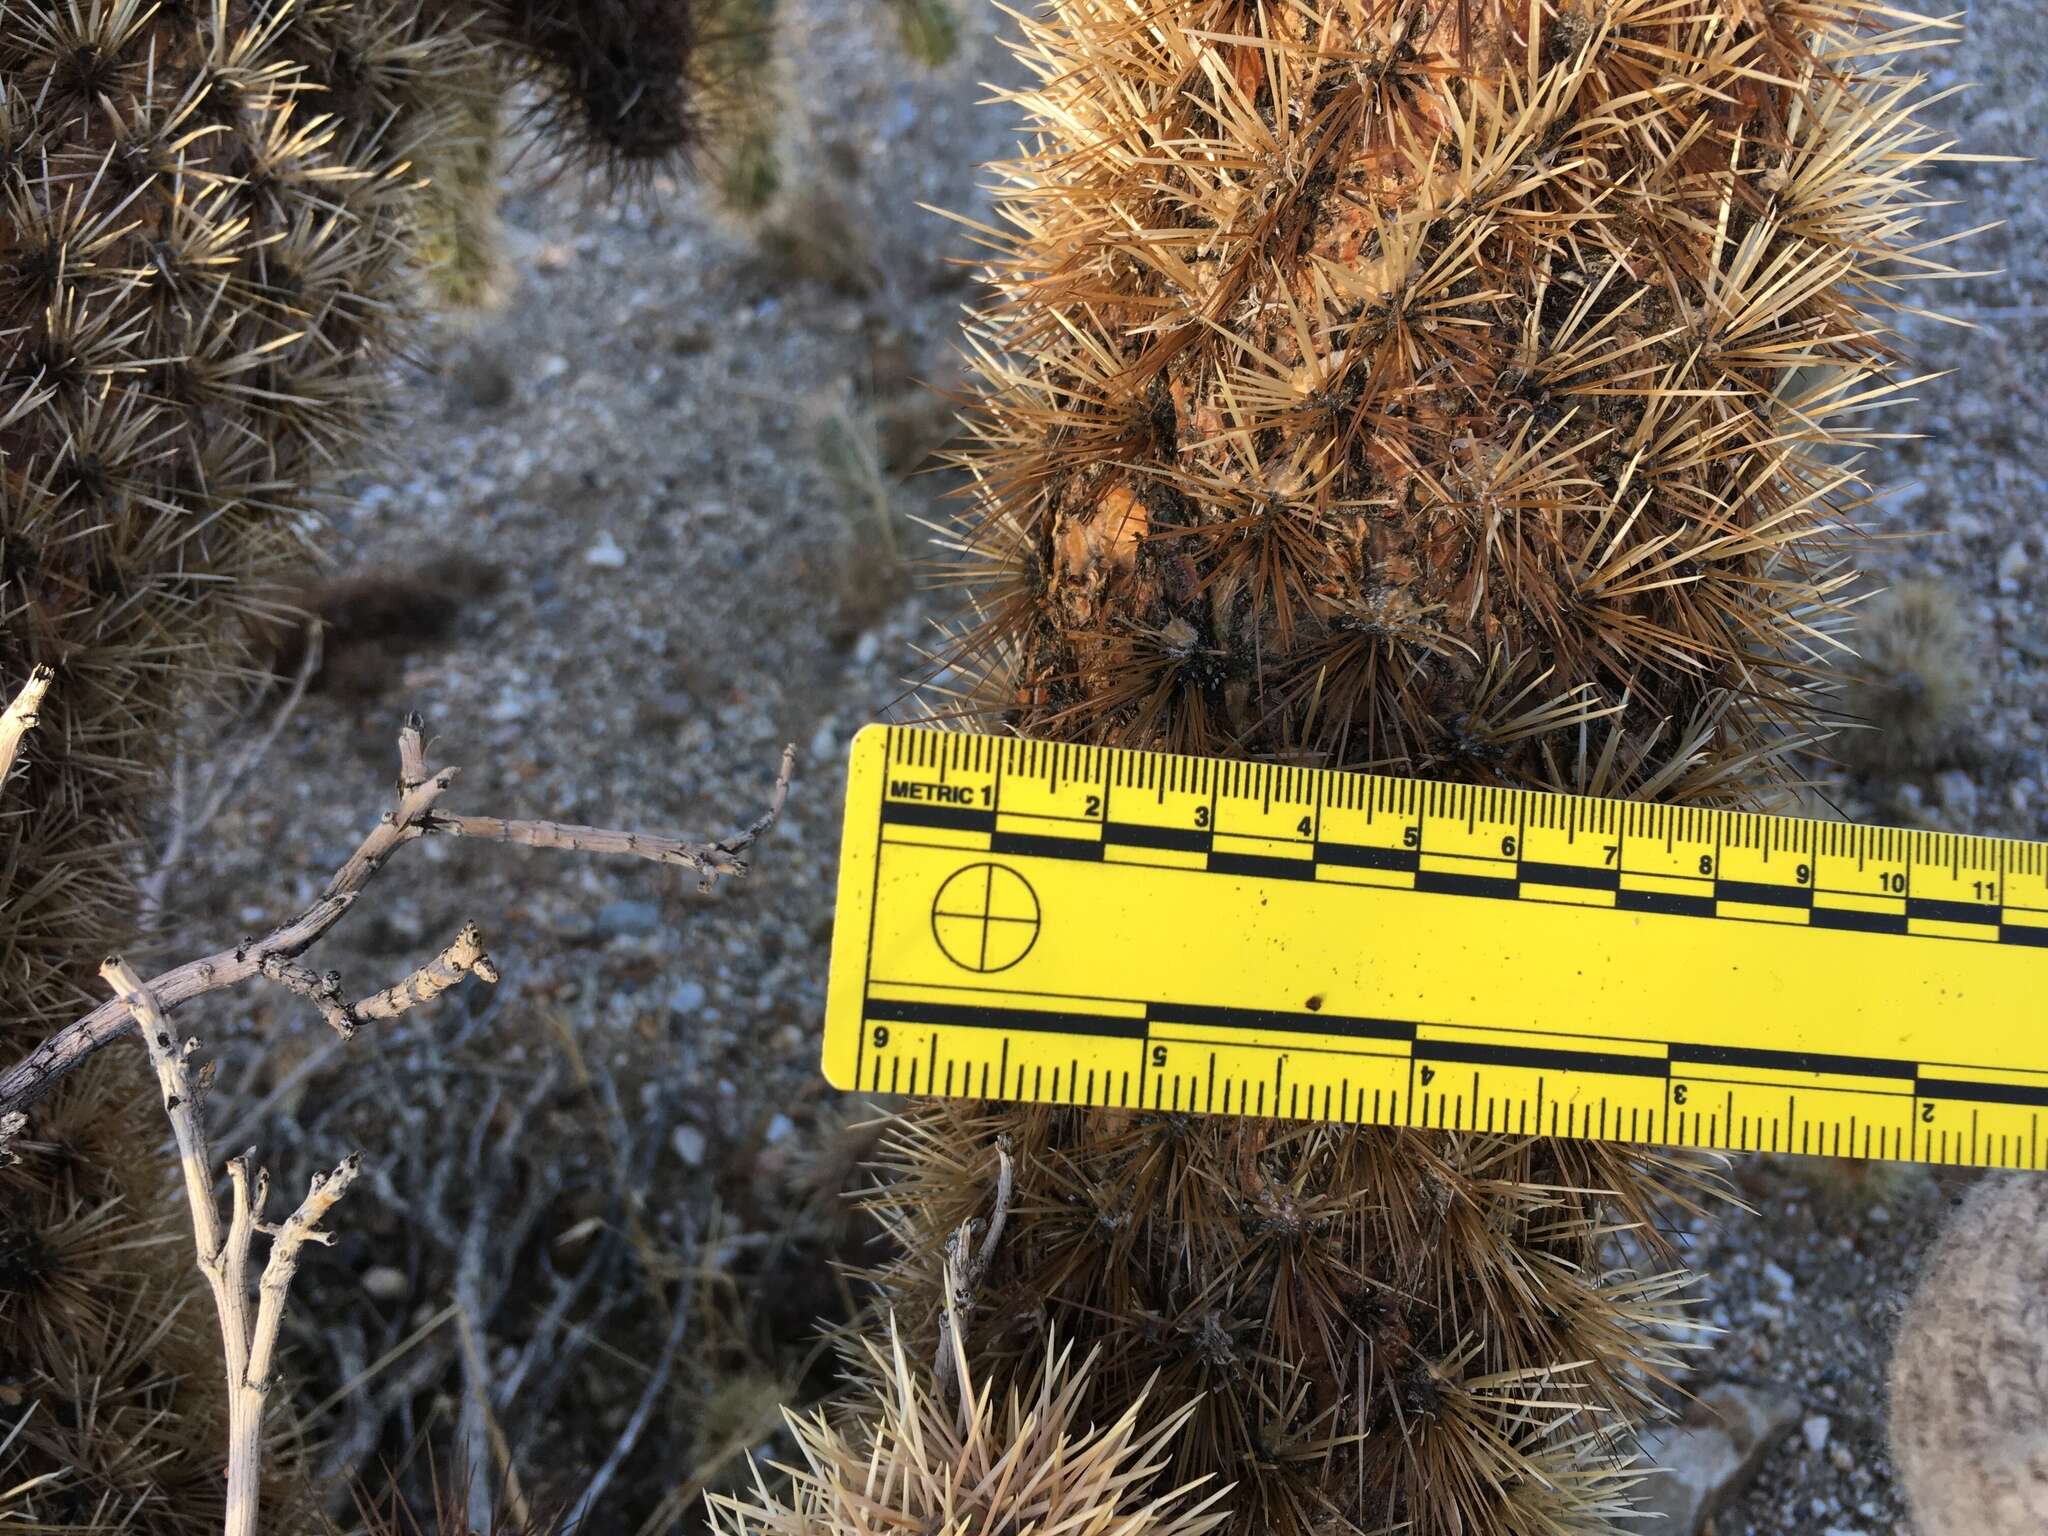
[863,2,1969,1533]
[870,1107,1703,1533]
[0,0,467,1031]
[1889,1175,2048,1536]
[709,1326,1228,1536]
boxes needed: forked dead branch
[0,706,796,1120]
[0,667,795,1535]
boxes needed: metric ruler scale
[822,725,2048,1171]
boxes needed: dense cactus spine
[866,1104,1706,1534]
[469,0,782,196]
[864,2,1973,1533]
[708,1325,1230,1536]
[938,0,1964,798]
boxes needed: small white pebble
[764,1113,795,1145]
[486,690,528,724]
[1803,1414,1832,1453]
[671,1124,707,1167]
[1762,1259,1797,1299]
[1996,539,2029,586]
[585,531,628,568]
[362,1266,408,1302]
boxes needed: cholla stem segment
[940,0,1977,802]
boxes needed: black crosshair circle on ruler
[931,863,1041,973]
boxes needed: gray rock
[1935,769,1980,823]
[362,1265,409,1302]
[1997,539,2029,586]
[1635,1383,1802,1534]
[1762,1259,1798,1299]
[669,980,708,1014]
[671,1124,707,1167]
[596,899,661,937]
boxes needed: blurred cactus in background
[1839,577,1979,780]
[414,52,512,311]
[853,1,1977,1533]
[885,0,962,69]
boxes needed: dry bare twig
[0,713,796,1116]
[930,1135,1013,1404]
[102,955,359,1536]
[0,663,52,787]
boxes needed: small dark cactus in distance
[468,0,766,187]
[862,2,1977,1533]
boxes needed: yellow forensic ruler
[822,725,2048,1171]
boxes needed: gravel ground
[153,0,2048,1528]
